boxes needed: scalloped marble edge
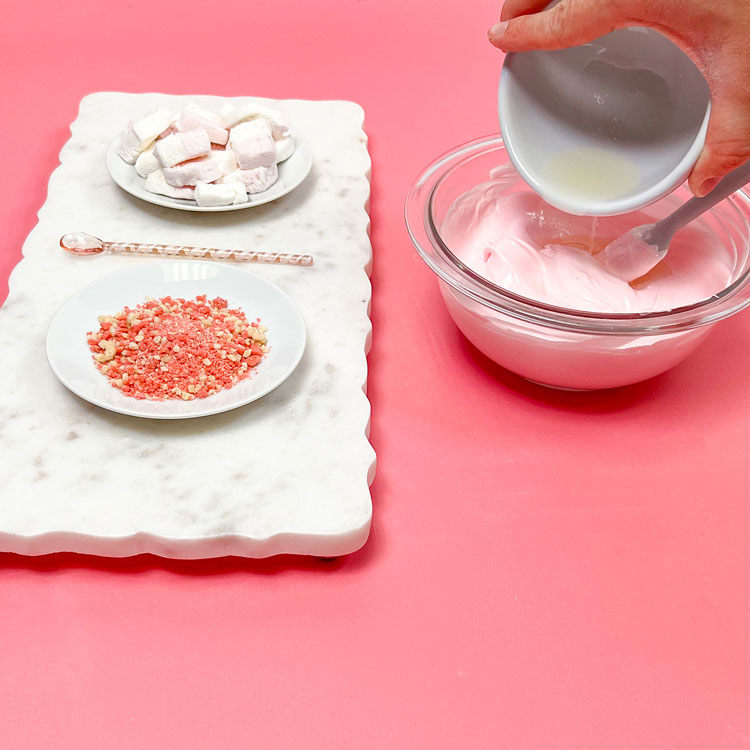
[0,92,375,559]
[0,525,370,559]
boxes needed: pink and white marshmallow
[117,102,290,202]
[220,102,291,139]
[217,164,278,194]
[144,170,195,200]
[134,144,160,178]
[153,129,211,169]
[195,182,248,207]
[274,136,295,164]
[176,104,229,146]
[229,119,275,170]
[162,149,237,186]
[117,107,175,164]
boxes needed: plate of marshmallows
[107,101,313,212]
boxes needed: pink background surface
[3,1,750,748]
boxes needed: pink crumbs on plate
[86,295,268,401]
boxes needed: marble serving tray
[0,92,374,558]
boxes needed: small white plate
[106,128,313,212]
[46,261,306,419]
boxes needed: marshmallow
[274,136,295,164]
[119,103,292,204]
[220,102,291,139]
[157,124,177,139]
[162,150,236,186]
[116,108,174,164]
[230,120,275,170]
[153,129,211,168]
[134,144,160,178]
[117,126,142,165]
[217,164,278,194]
[195,182,248,207]
[177,104,229,146]
[144,170,195,200]
[216,148,237,173]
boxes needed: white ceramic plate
[106,128,313,212]
[46,261,306,419]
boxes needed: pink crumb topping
[86,294,268,401]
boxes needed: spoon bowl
[598,159,750,281]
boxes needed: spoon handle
[651,160,750,246]
[102,241,313,266]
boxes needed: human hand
[488,0,750,197]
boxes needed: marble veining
[0,92,374,558]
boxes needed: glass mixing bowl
[405,136,750,390]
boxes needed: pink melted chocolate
[441,189,734,314]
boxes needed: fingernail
[697,177,719,197]
[488,21,509,40]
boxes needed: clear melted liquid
[545,147,640,203]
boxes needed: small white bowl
[499,27,711,216]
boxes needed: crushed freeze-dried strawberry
[86,294,268,401]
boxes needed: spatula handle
[653,160,750,245]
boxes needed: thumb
[489,0,621,51]
[688,94,750,196]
